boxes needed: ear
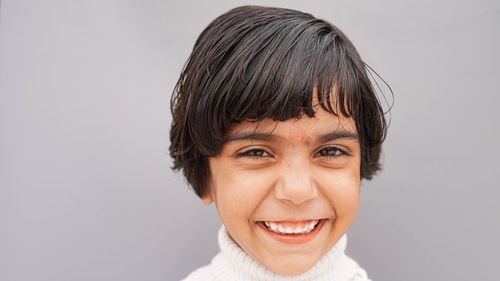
[202,180,215,205]
[201,193,214,205]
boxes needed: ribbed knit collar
[210,226,370,281]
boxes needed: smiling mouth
[257,219,323,235]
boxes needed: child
[170,5,388,281]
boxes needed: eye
[236,148,272,159]
[315,146,347,159]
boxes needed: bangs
[206,18,366,127]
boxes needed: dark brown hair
[170,5,390,198]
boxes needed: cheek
[211,161,276,221]
[315,168,360,217]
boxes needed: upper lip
[256,218,328,222]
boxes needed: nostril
[274,177,317,205]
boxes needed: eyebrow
[224,130,359,144]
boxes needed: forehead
[225,106,358,145]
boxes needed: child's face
[205,105,361,275]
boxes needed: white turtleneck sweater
[181,226,371,281]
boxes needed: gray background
[1,0,499,280]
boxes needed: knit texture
[181,226,371,281]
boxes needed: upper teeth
[263,220,319,234]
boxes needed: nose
[274,158,318,205]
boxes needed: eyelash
[236,149,271,160]
[236,146,348,160]
[315,146,349,159]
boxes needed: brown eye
[237,149,271,159]
[316,146,346,158]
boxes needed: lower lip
[257,220,327,244]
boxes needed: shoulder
[180,265,216,281]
